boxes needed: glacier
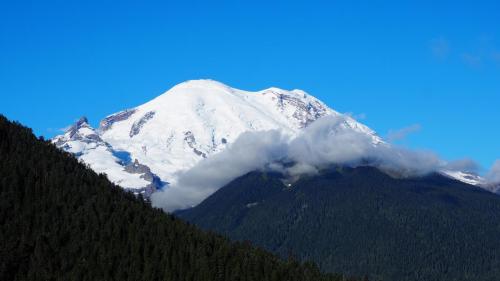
[53,79,494,196]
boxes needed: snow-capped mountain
[53,79,379,194]
[53,79,493,195]
[440,170,485,186]
[439,169,499,192]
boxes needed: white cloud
[461,53,482,68]
[151,116,467,212]
[386,124,421,142]
[288,117,441,177]
[151,130,289,211]
[288,116,375,167]
[444,158,480,174]
[492,51,500,64]
[430,37,450,59]
[59,125,72,132]
[487,160,500,183]
[345,112,367,120]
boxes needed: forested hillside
[179,167,500,281]
[0,115,360,281]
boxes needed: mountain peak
[177,79,231,88]
[75,116,89,127]
[144,79,236,106]
[53,80,379,194]
[64,116,92,135]
[168,79,234,94]
[154,80,308,105]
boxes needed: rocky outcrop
[129,111,155,137]
[124,159,167,197]
[183,131,207,158]
[99,109,137,132]
[264,90,331,128]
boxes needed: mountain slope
[0,115,364,281]
[178,166,500,281]
[52,116,153,194]
[53,79,380,193]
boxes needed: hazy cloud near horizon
[151,130,289,211]
[429,36,500,69]
[487,160,500,183]
[386,124,422,142]
[444,158,480,174]
[151,115,492,212]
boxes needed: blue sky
[1,1,499,170]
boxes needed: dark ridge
[0,115,362,281]
[179,164,500,281]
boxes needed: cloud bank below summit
[151,116,495,212]
[151,130,289,211]
[487,160,500,184]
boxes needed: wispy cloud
[345,112,367,120]
[444,158,480,174]
[386,124,421,142]
[59,125,72,132]
[430,37,450,59]
[151,116,458,212]
[487,160,500,183]
[461,53,482,68]
[429,36,500,68]
[151,130,289,211]
[492,51,500,63]
[46,126,70,134]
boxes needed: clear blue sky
[1,1,499,170]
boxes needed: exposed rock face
[266,90,330,128]
[184,131,207,158]
[52,79,381,197]
[130,111,155,137]
[124,159,166,197]
[53,116,104,146]
[99,109,137,132]
[52,80,498,197]
[52,116,156,193]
